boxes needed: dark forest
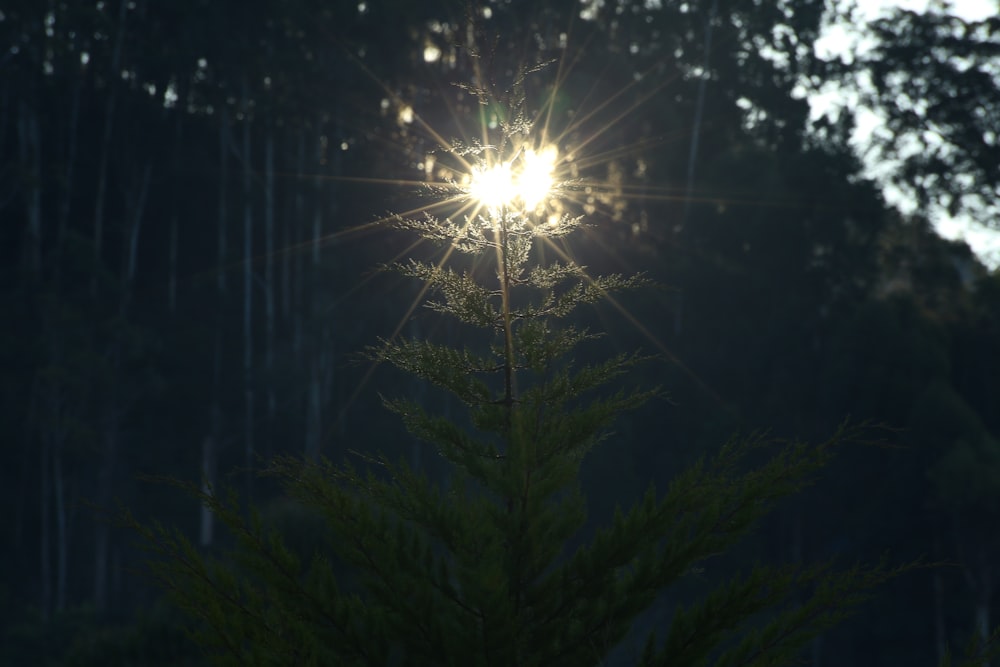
[2,0,1000,665]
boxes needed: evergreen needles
[132,76,904,666]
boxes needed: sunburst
[323,18,737,426]
[465,144,559,214]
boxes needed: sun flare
[466,144,558,213]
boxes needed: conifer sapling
[131,61,905,667]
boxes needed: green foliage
[136,76,900,666]
[857,8,1000,222]
[0,601,198,667]
[939,624,1000,667]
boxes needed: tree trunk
[218,110,230,294]
[0,79,9,163]
[680,0,718,230]
[975,549,992,667]
[56,75,82,270]
[241,76,255,504]
[305,354,322,461]
[199,436,216,547]
[17,100,42,277]
[94,157,151,611]
[934,570,947,664]
[292,128,305,361]
[932,524,948,664]
[312,124,323,268]
[304,125,326,457]
[957,512,994,667]
[168,114,182,314]
[123,162,152,295]
[39,428,52,619]
[53,444,68,613]
[281,143,292,324]
[92,0,129,295]
[309,327,334,460]
[205,111,230,547]
[93,413,117,611]
[264,118,276,459]
[168,215,178,312]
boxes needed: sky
[812,0,1000,267]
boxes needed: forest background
[2,0,999,665]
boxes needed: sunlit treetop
[464,144,559,214]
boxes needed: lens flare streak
[466,145,558,213]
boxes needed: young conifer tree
[134,66,910,667]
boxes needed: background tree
[856,7,1000,225]
[2,0,1000,664]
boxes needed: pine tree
[131,67,904,667]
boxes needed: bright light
[467,145,558,213]
[517,146,558,209]
[423,44,442,63]
[469,162,516,209]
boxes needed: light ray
[309,18,760,434]
[338,230,467,428]
[534,232,733,411]
[344,45,477,176]
[560,69,681,168]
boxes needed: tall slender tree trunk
[93,403,117,612]
[20,97,50,617]
[56,76,82,268]
[124,163,152,294]
[305,354,322,461]
[168,114,182,314]
[199,436,216,547]
[95,160,151,612]
[293,129,309,456]
[0,80,9,162]
[39,426,52,619]
[680,0,718,230]
[52,442,68,613]
[40,374,72,616]
[312,124,323,268]
[17,100,42,276]
[204,112,231,548]
[304,125,325,458]
[934,570,947,663]
[264,118,276,459]
[974,549,992,667]
[957,513,994,667]
[241,77,255,504]
[92,0,129,295]
[292,129,305,362]
[218,111,230,293]
[281,145,292,324]
[932,524,948,664]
